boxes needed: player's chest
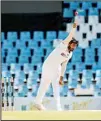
[60,49,70,60]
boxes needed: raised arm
[63,20,78,45]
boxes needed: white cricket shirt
[42,42,72,72]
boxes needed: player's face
[68,43,77,51]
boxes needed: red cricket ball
[75,11,78,16]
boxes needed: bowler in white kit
[34,20,78,111]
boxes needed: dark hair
[69,37,78,46]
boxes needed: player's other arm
[63,20,78,45]
[59,61,68,85]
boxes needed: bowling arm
[63,21,77,45]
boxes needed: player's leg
[34,75,51,110]
[52,76,62,111]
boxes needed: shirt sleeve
[61,60,68,76]
[60,53,72,76]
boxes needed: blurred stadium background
[1,0,101,114]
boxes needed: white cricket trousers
[35,66,61,110]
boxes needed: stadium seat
[82,2,92,9]
[68,70,78,88]
[60,86,64,96]
[7,32,17,41]
[87,31,96,41]
[89,8,98,15]
[73,47,82,56]
[6,55,16,64]
[96,70,101,77]
[23,84,28,95]
[92,62,99,72]
[58,31,69,40]
[19,56,29,64]
[78,9,86,16]
[2,63,8,71]
[46,31,56,40]
[2,56,6,63]
[72,54,82,63]
[68,89,74,96]
[95,24,101,33]
[97,62,101,70]
[27,90,33,97]
[8,48,18,56]
[1,32,5,41]
[96,70,101,89]
[91,39,101,48]
[27,78,34,87]
[14,85,19,93]
[66,62,73,72]
[98,46,101,56]
[85,47,94,56]
[75,62,85,72]
[33,31,44,40]
[85,54,94,64]
[99,55,101,62]
[3,40,12,49]
[45,48,54,59]
[14,77,21,86]
[32,73,38,81]
[63,8,73,18]
[70,2,80,9]
[16,40,25,48]
[69,69,79,78]
[88,16,98,25]
[46,84,53,97]
[82,70,92,88]
[10,63,21,74]
[28,70,35,79]
[61,85,68,96]
[2,70,11,78]
[35,47,43,56]
[20,31,31,41]
[97,2,101,9]
[41,39,52,48]
[2,50,5,57]
[32,84,39,96]
[15,71,25,84]
[24,63,33,74]
[31,55,41,64]
[21,48,31,56]
[29,40,38,49]
[80,24,89,33]
[36,65,42,74]
[18,85,26,97]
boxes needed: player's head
[68,38,78,52]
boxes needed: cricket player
[33,19,78,111]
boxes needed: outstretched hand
[59,76,64,86]
[73,21,78,28]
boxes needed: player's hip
[42,64,60,80]
[42,61,59,71]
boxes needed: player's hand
[59,76,64,86]
[73,22,78,28]
[59,80,64,86]
[73,11,78,28]
[73,20,78,28]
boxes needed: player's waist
[42,61,60,70]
